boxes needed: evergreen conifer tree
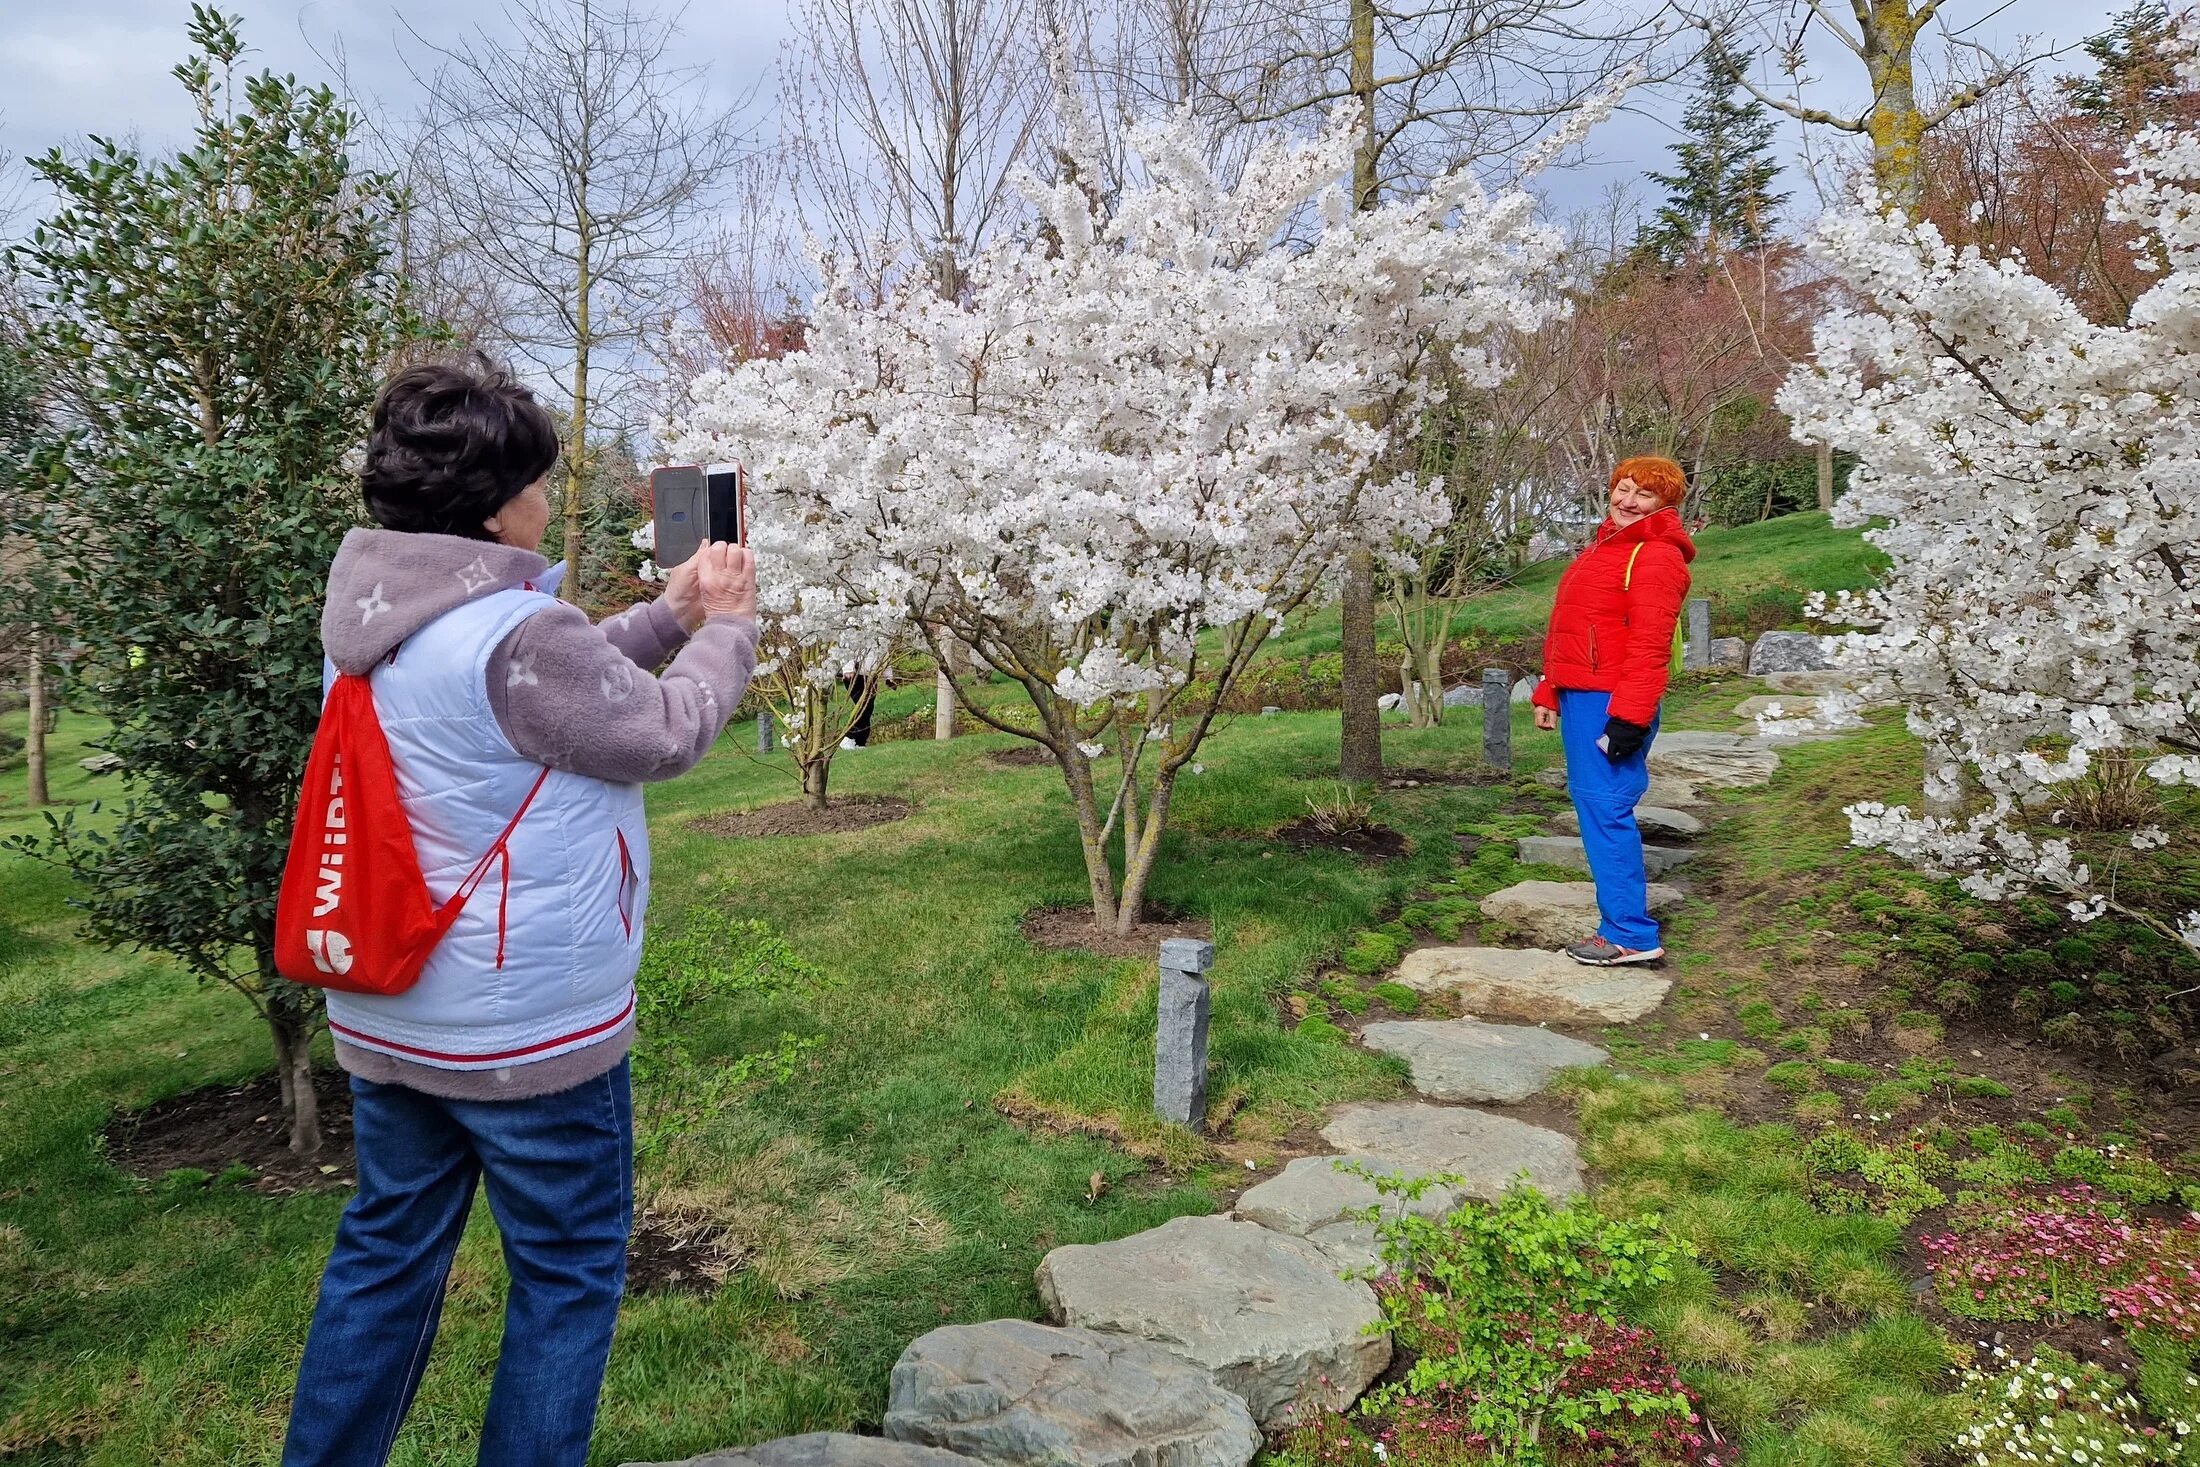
[1639,37,1788,266]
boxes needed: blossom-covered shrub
[1776,20,2200,953]
[1951,1346,2195,1465]
[658,83,1616,929]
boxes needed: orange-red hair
[1611,456,1688,508]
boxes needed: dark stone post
[1154,938,1215,1129]
[1481,668,1512,772]
[757,712,774,754]
[1685,598,1712,672]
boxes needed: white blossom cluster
[659,99,1572,746]
[1777,26,2200,947]
[1950,1346,2193,1465]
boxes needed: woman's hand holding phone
[696,542,756,621]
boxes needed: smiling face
[1608,475,1664,528]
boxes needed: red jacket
[1531,508,1696,726]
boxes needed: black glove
[1601,716,1650,763]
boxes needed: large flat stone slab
[1759,670,1858,696]
[1479,880,1683,948]
[1552,805,1703,838]
[1535,765,1703,807]
[1360,1018,1608,1103]
[885,1320,1260,1467]
[1647,731,1781,790]
[1320,1102,1584,1202]
[1235,1155,1459,1273]
[1517,834,1695,877]
[1393,946,1670,1023]
[625,1435,977,1467]
[1732,694,1821,721]
[1035,1215,1389,1430]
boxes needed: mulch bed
[1270,817,1410,861]
[103,1069,357,1195]
[691,794,913,838]
[987,745,1054,768]
[1021,905,1213,959]
[1382,766,1508,789]
[627,1208,747,1296]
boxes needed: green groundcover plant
[1952,1346,2197,1466]
[1274,1175,1717,1465]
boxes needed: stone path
[1552,804,1703,838]
[1517,833,1695,877]
[641,705,1805,1466]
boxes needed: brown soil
[692,794,913,838]
[1271,817,1410,861]
[626,1208,746,1296]
[987,744,1054,768]
[1020,905,1213,959]
[1383,766,1508,790]
[103,1069,357,1195]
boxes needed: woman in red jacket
[1530,456,1696,966]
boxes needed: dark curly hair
[360,354,561,538]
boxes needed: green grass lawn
[0,702,1555,1465]
[1261,510,1885,660]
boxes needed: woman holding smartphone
[1529,456,1696,967]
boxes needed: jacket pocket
[613,829,639,938]
[1586,626,1600,670]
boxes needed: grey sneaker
[1564,936,1665,966]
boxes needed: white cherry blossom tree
[667,98,1579,933]
[1777,32,2200,951]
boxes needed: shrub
[1348,1175,1704,1460]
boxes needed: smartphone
[649,462,747,569]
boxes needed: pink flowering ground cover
[1920,1183,2200,1336]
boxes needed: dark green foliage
[6,7,414,1150]
[1637,34,1788,265]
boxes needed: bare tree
[404,0,748,599]
[781,0,1055,736]
[1703,0,2057,210]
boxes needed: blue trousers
[1558,689,1663,951]
[282,1058,633,1467]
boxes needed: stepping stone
[1534,765,1703,807]
[1360,1018,1608,1103]
[886,1320,1261,1467]
[1235,1154,1460,1273]
[1479,879,1683,949]
[1550,805,1703,838]
[1647,731,1781,790]
[1320,1101,1584,1202]
[1393,946,1670,1024]
[1759,670,1857,696]
[1517,834,1695,877]
[625,1435,977,1467]
[1733,694,1820,721]
[1035,1215,1389,1430]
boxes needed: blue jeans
[1558,689,1662,951]
[283,1058,634,1467]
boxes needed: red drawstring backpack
[274,669,548,995]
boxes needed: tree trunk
[269,999,321,1158]
[1336,1,1386,783]
[1339,548,1383,782]
[1115,775,1178,935]
[563,180,594,602]
[1816,440,1835,511]
[25,631,48,809]
[801,755,831,811]
[1060,750,1121,930]
[934,639,959,740]
[1866,1,1926,214]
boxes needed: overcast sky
[0,0,2136,243]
